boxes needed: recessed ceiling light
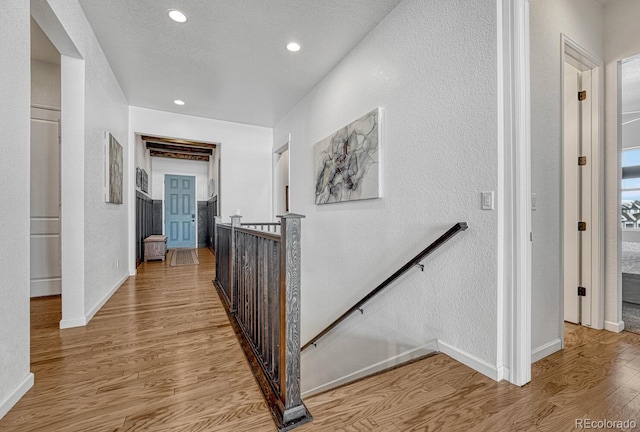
[286,42,301,52]
[168,10,187,23]
[174,100,185,106]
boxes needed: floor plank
[2,250,640,431]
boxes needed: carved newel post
[229,214,242,313]
[276,213,311,429]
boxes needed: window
[622,147,640,228]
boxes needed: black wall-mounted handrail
[301,222,469,351]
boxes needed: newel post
[213,215,221,252]
[276,213,311,428]
[229,214,242,313]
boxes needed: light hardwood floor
[2,248,640,431]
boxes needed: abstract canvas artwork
[106,133,123,204]
[314,108,381,204]
[141,169,148,193]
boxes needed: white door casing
[563,63,581,324]
[561,35,603,331]
[273,135,290,220]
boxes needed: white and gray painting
[107,133,123,204]
[314,108,380,204]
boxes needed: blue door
[165,174,196,249]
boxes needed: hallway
[1,248,276,431]
[2,248,640,431]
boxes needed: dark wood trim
[149,150,210,161]
[146,142,213,155]
[141,135,217,149]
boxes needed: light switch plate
[481,191,494,210]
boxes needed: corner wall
[33,0,130,325]
[0,0,34,419]
[529,0,604,353]
[274,0,499,393]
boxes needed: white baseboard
[86,273,129,323]
[30,278,62,298]
[496,365,510,382]
[605,320,625,333]
[59,316,87,329]
[301,340,438,397]
[59,273,129,329]
[437,340,500,381]
[531,338,562,363]
[0,373,34,420]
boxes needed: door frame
[499,0,531,386]
[560,35,604,337]
[163,173,197,249]
[272,134,291,219]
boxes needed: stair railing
[240,222,281,234]
[214,213,311,431]
[301,222,469,351]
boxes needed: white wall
[0,0,34,419]
[529,0,604,351]
[31,60,60,108]
[151,157,209,201]
[603,0,640,331]
[33,0,130,325]
[274,0,498,393]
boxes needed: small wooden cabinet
[144,235,167,262]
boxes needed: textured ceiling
[76,0,403,127]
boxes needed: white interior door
[30,107,61,297]
[564,63,581,324]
